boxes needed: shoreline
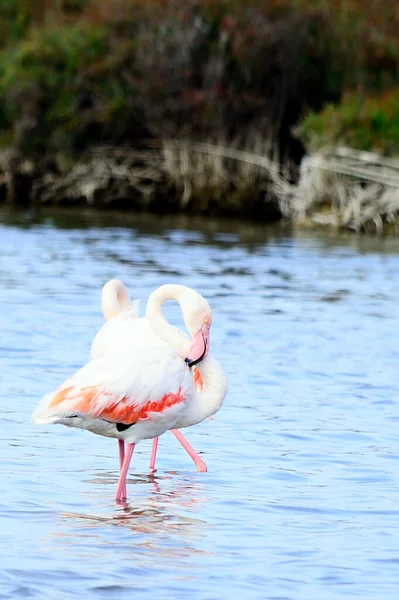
[1,143,399,236]
[2,196,399,246]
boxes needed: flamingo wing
[32,349,191,426]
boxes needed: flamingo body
[32,349,195,443]
[32,282,227,502]
[89,286,206,466]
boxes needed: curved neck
[145,285,191,357]
[102,279,132,321]
[180,355,228,427]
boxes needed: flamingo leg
[118,439,125,469]
[172,429,207,472]
[118,439,126,499]
[115,443,135,502]
[149,437,159,472]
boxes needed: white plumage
[32,347,194,442]
[31,281,227,502]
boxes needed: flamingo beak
[185,321,210,368]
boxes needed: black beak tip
[185,357,194,368]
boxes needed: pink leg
[118,439,125,469]
[149,437,159,472]
[115,443,135,502]
[172,429,207,472]
[118,439,126,499]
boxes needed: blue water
[1,209,399,599]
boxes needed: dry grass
[162,137,278,204]
[30,147,165,207]
[280,151,399,233]
[162,140,399,234]
[3,139,399,233]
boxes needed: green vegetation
[1,0,398,160]
[300,91,399,155]
[0,17,139,158]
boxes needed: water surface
[1,209,399,599]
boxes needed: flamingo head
[184,316,211,368]
[180,292,212,368]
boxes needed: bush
[299,90,399,155]
[0,21,146,159]
[0,0,399,163]
[0,0,32,48]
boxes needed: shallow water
[1,208,399,599]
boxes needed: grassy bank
[0,0,398,230]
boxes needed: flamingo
[31,284,227,502]
[91,279,215,473]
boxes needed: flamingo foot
[149,437,159,473]
[172,429,208,472]
[194,459,208,473]
[115,443,135,502]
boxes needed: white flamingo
[91,279,216,473]
[32,283,227,502]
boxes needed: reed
[2,140,399,234]
[280,151,399,234]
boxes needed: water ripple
[1,209,399,598]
